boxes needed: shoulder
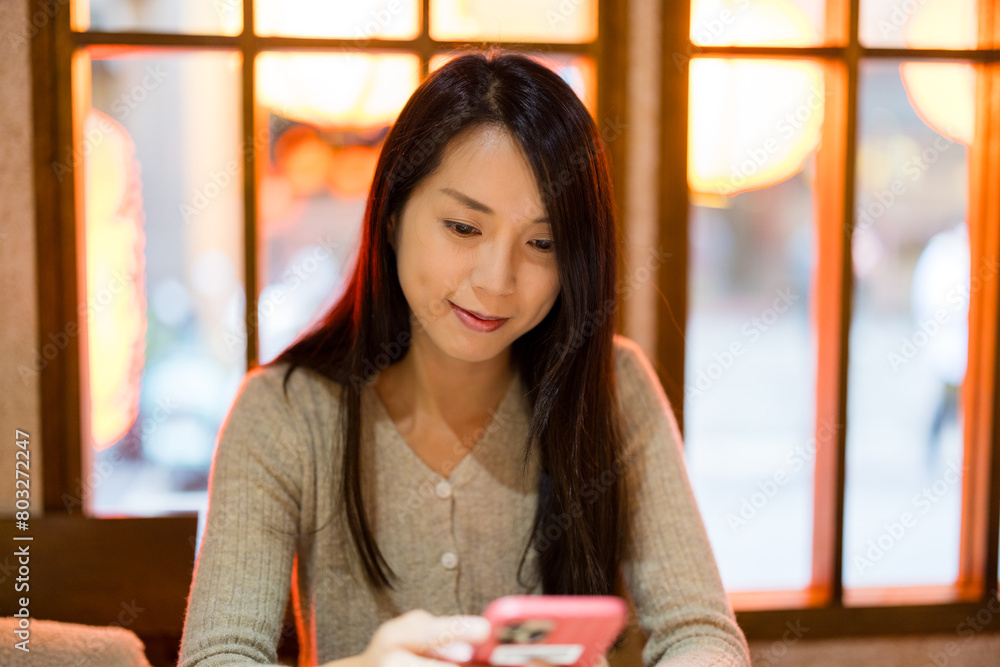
[611,334,664,404]
[219,361,346,451]
[611,333,646,373]
[235,361,344,413]
[611,333,679,441]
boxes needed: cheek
[539,262,561,296]
[524,265,561,310]
[397,226,433,289]
[398,237,467,316]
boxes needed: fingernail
[436,641,475,662]
[462,616,491,639]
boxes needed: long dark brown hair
[270,47,631,599]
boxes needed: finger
[386,610,491,653]
[383,648,474,667]
[424,640,477,663]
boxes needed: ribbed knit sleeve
[178,365,306,667]
[613,337,751,667]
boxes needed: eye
[531,239,555,253]
[444,221,479,237]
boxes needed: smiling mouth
[449,301,508,321]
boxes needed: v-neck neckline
[366,370,522,483]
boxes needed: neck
[383,329,516,424]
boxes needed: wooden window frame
[35,0,626,510]
[28,0,1000,650]
[27,0,627,660]
[657,0,1000,638]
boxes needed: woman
[178,48,750,667]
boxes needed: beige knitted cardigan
[178,335,750,667]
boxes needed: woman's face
[389,124,561,365]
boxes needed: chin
[437,331,512,361]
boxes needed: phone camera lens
[499,623,522,644]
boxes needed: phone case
[466,595,627,667]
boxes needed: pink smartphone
[464,595,627,667]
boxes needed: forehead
[428,125,544,205]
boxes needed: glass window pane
[255,0,420,39]
[686,58,822,591]
[430,0,597,43]
[77,50,246,516]
[689,59,823,195]
[860,0,978,49]
[431,51,596,116]
[690,0,826,47]
[256,52,421,363]
[843,60,972,589]
[78,0,242,35]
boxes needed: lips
[449,302,506,321]
[449,301,510,333]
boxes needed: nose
[470,238,516,296]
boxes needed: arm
[177,365,306,667]
[614,339,751,667]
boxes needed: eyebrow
[439,187,549,223]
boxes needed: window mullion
[40,0,85,512]
[807,0,859,607]
[655,0,692,431]
[243,0,259,370]
[958,0,1000,601]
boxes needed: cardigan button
[435,481,453,499]
[440,551,459,569]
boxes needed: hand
[355,609,493,667]
[526,658,608,667]
[465,660,555,667]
